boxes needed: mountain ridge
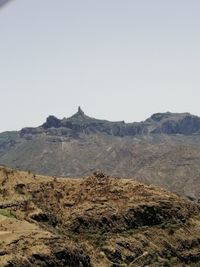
[19,108,200,138]
[0,108,200,201]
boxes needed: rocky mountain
[0,108,200,201]
[0,167,200,267]
[19,107,200,138]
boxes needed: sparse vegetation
[0,208,16,218]
[0,167,200,267]
[1,112,200,204]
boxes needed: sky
[0,0,200,132]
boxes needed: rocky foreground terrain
[0,166,200,266]
[0,108,200,201]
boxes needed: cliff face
[19,109,200,138]
[1,109,200,201]
[0,167,200,267]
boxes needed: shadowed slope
[0,167,200,266]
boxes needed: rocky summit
[20,108,200,137]
[0,108,200,201]
[0,167,200,267]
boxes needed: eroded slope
[0,167,200,266]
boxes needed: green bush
[0,208,16,218]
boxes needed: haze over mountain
[1,1,200,133]
[1,2,200,266]
[0,108,200,201]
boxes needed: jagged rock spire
[77,106,84,115]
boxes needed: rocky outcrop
[0,168,200,267]
[149,113,200,134]
[1,109,200,202]
[42,115,62,129]
[4,246,91,267]
[19,109,200,138]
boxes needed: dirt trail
[0,231,11,235]
[0,213,52,245]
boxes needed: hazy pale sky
[0,0,200,132]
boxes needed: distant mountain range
[20,107,200,137]
[0,107,200,201]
